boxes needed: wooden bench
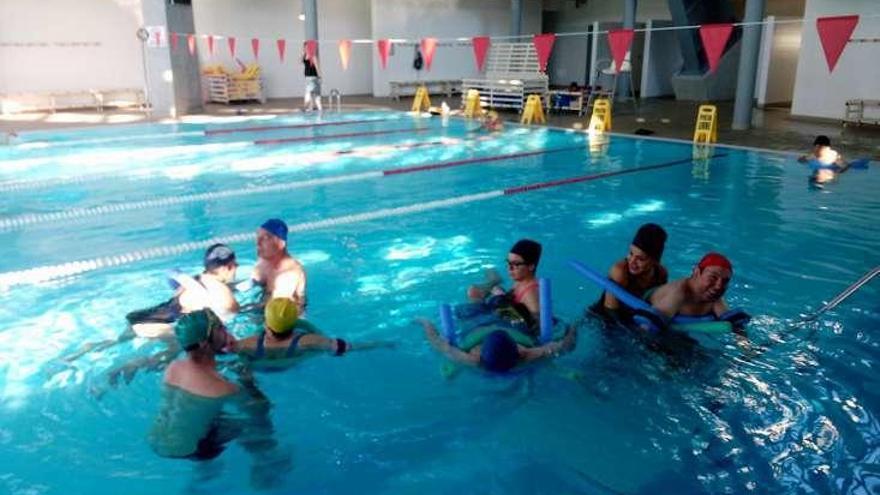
[389,80,459,101]
[0,89,145,114]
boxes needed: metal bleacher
[460,42,549,111]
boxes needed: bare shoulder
[280,255,305,273]
[609,259,628,282]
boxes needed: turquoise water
[0,110,877,494]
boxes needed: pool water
[0,110,878,494]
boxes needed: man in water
[590,223,668,322]
[243,219,307,313]
[648,252,733,321]
[798,135,849,184]
[148,310,288,486]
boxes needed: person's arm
[602,262,627,310]
[519,325,577,364]
[417,318,480,367]
[649,282,686,319]
[313,56,321,78]
[106,339,181,386]
[232,335,260,356]
[271,268,306,311]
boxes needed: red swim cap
[697,252,733,273]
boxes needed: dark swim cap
[632,223,667,261]
[260,218,288,243]
[480,330,519,372]
[813,135,831,147]
[510,239,542,267]
[203,243,236,271]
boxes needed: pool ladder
[801,265,880,323]
[329,89,342,112]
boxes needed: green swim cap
[175,309,221,350]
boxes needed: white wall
[544,0,671,26]
[0,0,144,94]
[756,17,801,106]
[369,0,543,98]
[791,0,880,119]
[192,0,372,99]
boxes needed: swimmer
[237,219,307,313]
[234,298,393,362]
[798,135,849,184]
[419,319,576,373]
[148,310,288,486]
[481,110,503,132]
[647,252,735,325]
[467,239,543,333]
[63,244,240,363]
[589,223,668,322]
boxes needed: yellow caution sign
[411,86,431,113]
[693,104,718,143]
[588,98,612,133]
[520,94,546,124]
[463,89,484,118]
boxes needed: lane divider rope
[0,153,725,290]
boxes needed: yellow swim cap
[264,297,299,334]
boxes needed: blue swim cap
[480,330,519,372]
[260,218,288,242]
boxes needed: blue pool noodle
[439,304,456,345]
[848,158,870,170]
[539,278,553,344]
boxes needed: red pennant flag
[206,35,215,56]
[251,38,260,59]
[276,39,287,63]
[472,36,490,72]
[227,36,236,58]
[305,39,318,61]
[377,39,391,69]
[816,15,859,72]
[532,33,556,72]
[608,28,634,72]
[187,34,196,56]
[420,37,438,71]
[699,23,733,74]
[170,32,179,52]
[153,30,161,47]
[338,39,352,70]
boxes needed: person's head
[203,243,238,282]
[507,239,542,281]
[628,223,667,275]
[568,81,579,91]
[257,218,288,260]
[690,252,733,303]
[263,297,299,340]
[479,330,520,372]
[175,309,232,359]
[813,135,831,149]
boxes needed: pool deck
[1,95,878,159]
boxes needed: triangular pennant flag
[816,15,859,72]
[338,39,352,70]
[170,32,179,52]
[607,28,634,72]
[420,37,438,71]
[532,33,556,72]
[377,39,391,69]
[305,39,318,61]
[472,36,490,72]
[276,39,287,63]
[699,23,733,74]
[187,34,196,56]
[206,35,215,56]
[251,38,260,59]
[227,36,236,58]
